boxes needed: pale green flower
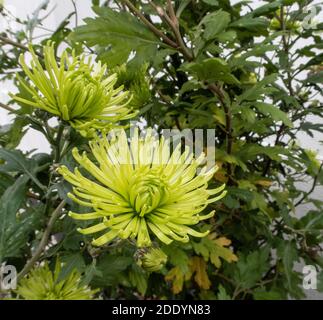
[12,42,136,132]
[16,261,97,300]
[58,128,226,247]
[136,247,168,272]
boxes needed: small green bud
[136,247,168,272]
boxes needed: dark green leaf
[72,7,161,67]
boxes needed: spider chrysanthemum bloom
[58,128,226,247]
[16,261,97,300]
[12,42,136,132]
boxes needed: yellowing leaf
[213,161,228,183]
[165,266,192,294]
[214,236,231,246]
[255,180,273,187]
[189,256,211,290]
[192,234,238,269]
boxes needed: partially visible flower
[12,42,136,132]
[136,247,168,272]
[113,63,151,109]
[58,128,227,247]
[16,261,97,300]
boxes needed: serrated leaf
[129,264,148,296]
[0,117,28,149]
[304,71,323,84]
[0,149,46,191]
[189,256,211,290]
[217,284,231,300]
[58,252,86,283]
[162,244,190,274]
[92,254,132,286]
[193,235,238,268]
[277,240,304,298]
[0,175,43,262]
[202,0,219,5]
[237,74,278,102]
[254,102,292,127]
[231,248,270,289]
[200,10,231,40]
[165,266,186,294]
[230,16,269,33]
[73,7,161,67]
[182,58,240,85]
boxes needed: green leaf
[0,172,14,197]
[0,175,41,262]
[92,254,132,286]
[254,102,292,127]
[300,122,323,138]
[303,53,323,69]
[202,0,219,5]
[129,264,148,296]
[217,284,231,300]
[296,211,323,231]
[253,289,285,300]
[238,144,287,162]
[0,117,28,149]
[162,244,190,274]
[72,7,161,67]
[58,253,86,282]
[81,260,102,286]
[277,240,304,298]
[230,17,269,33]
[250,1,282,17]
[0,149,46,191]
[237,74,278,102]
[182,58,240,85]
[304,71,323,84]
[200,10,231,40]
[229,45,277,69]
[231,248,270,289]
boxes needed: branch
[120,0,178,49]
[166,0,193,61]
[208,83,233,180]
[17,200,66,281]
[0,35,43,58]
[295,162,323,207]
[149,0,193,61]
[0,102,16,113]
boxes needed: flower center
[129,168,168,217]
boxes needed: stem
[71,0,78,28]
[0,35,43,58]
[208,83,233,180]
[120,0,178,49]
[166,0,193,61]
[17,200,66,281]
[149,0,193,61]
[0,102,16,113]
[263,6,294,176]
[295,162,323,207]
[54,123,64,163]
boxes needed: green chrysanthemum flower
[136,247,168,272]
[16,261,97,300]
[12,42,136,132]
[58,128,226,247]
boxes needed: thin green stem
[17,200,66,281]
